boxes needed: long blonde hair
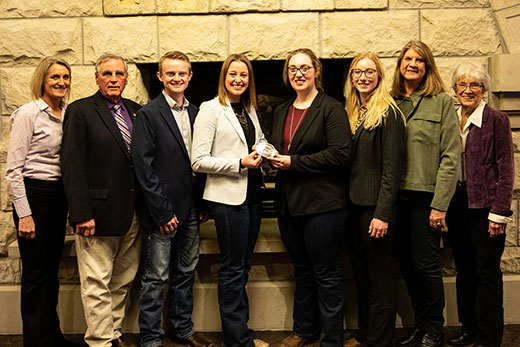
[344,52,403,132]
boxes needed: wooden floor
[1,327,519,347]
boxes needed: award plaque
[256,141,276,158]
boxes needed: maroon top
[465,104,514,216]
[282,105,308,154]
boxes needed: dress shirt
[6,98,66,218]
[457,100,511,224]
[162,90,192,156]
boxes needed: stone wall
[1,0,520,284]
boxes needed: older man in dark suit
[61,54,141,347]
[131,51,211,347]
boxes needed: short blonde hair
[391,40,445,98]
[217,53,257,110]
[30,56,71,101]
[159,51,191,74]
[282,48,323,91]
[345,52,403,132]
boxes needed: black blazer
[131,92,202,230]
[271,91,351,217]
[61,91,141,236]
[349,107,406,222]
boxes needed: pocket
[89,188,109,199]
[409,112,441,146]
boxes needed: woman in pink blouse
[5,57,75,347]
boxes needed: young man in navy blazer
[131,51,211,347]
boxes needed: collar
[457,100,485,131]
[162,90,189,110]
[36,97,67,111]
[106,98,125,111]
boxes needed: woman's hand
[268,153,291,170]
[369,218,388,238]
[489,221,506,238]
[18,216,36,239]
[429,208,446,230]
[241,151,262,169]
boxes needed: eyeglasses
[456,83,482,91]
[288,65,313,75]
[351,69,377,78]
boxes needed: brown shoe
[180,333,213,347]
[344,337,361,347]
[111,336,137,347]
[280,334,308,347]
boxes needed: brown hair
[159,51,191,73]
[391,40,445,98]
[217,53,257,110]
[30,56,71,101]
[283,48,323,91]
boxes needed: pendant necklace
[288,105,308,151]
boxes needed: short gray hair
[452,62,489,93]
[95,54,128,74]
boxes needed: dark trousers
[446,189,505,347]
[13,178,68,347]
[207,200,262,347]
[346,204,395,347]
[393,191,444,335]
[278,208,347,347]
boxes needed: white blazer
[191,97,264,205]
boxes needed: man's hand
[429,208,446,230]
[18,216,36,239]
[199,210,209,224]
[160,215,179,235]
[76,219,96,236]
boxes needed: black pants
[446,189,505,347]
[393,191,444,335]
[13,178,68,347]
[346,204,396,347]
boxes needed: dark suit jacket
[465,104,514,216]
[271,91,351,217]
[349,107,406,222]
[61,91,141,236]
[131,92,202,229]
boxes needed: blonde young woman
[392,41,460,347]
[343,53,406,347]
[6,57,76,347]
[191,54,267,347]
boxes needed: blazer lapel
[93,92,131,160]
[288,92,324,154]
[351,123,365,154]
[157,94,190,160]
[222,102,248,146]
[272,98,293,152]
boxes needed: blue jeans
[278,208,347,347]
[139,205,200,347]
[207,200,262,347]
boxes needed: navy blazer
[465,104,514,216]
[61,91,141,236]
[132,92,201,229]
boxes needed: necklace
[232,104,248,130]
[354,105,368,134]
[288,105,308,150]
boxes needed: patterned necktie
[113,104,131,152]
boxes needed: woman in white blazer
[191,53,267,347]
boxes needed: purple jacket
[465,104,514,216]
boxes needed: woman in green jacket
[391,40,460,347]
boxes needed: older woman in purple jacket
[446,62,514,347]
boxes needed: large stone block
[494,6,520,55]
[389,0,488,8]
[515,153,520,195]
[506,200,518,247]
[0,67,33,115]
[335,0,387,9]
[281,0,334,11]
[0,257,19,284]
[229,13,320,60]
[322,11,419,58]
[0,18,82,66]
[421,9,500,56]
[0,163,12,213]
[502,247,520,273]
[0,0,102,18]
[157,0,209,13]
[210,0,279,13]
[490,0,520,10]
[103,0,155,15]
[512,129,520,152]
[0,211,15,256]
[0,116,9,163]
[83,17,158,64]
[158,16,228,62]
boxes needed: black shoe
[395,328,424,346]
[447,332,475,346]
[418,333,443,347]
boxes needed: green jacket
[396,92,461,211]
